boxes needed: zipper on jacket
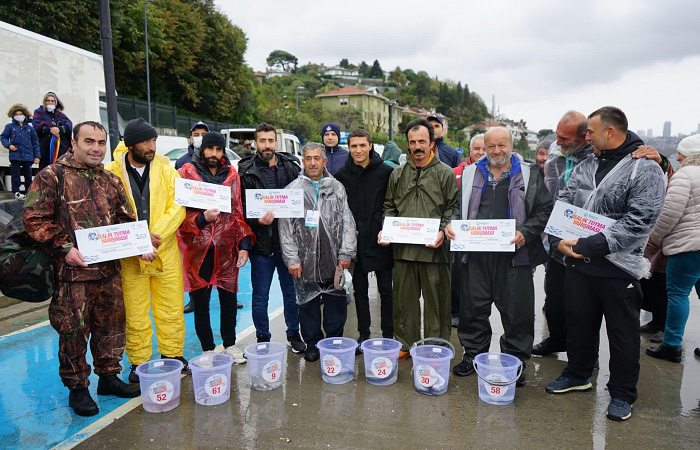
[414,167,422,197]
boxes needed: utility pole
[144,0,153,123]
[99,0,119,157]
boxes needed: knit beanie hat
[200,131,226,150]
[123,118,158,147]
[321,122,341,142]
[677,134,700,156]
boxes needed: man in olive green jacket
[379,118,460,358]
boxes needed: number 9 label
[262,359,282,383]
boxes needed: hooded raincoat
[279,169,356,305]
[32,94,72,167]
[1,104,40,162]
[177,150,254,292]
[382,141,402,168]
[105,142,186,364]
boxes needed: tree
[266,49,298,72]
[517,133,529,152]
[368,59,383,79]
[538,129,554,139]
[389,66,407,87]
[339,58,350,68]
[358,61,370,77]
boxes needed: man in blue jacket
[321,123,349,175]
[428,114,459,168]
[1,104,40,199]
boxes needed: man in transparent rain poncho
[544,107,666,422]
[279,142,357,363]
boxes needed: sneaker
[184,300,194,314]
[650,331,664,344]
[14,192,26,200]
[356,334,369,355]
[128,364,139,384]
[545,376,592,394]
[97,375,140,398]
[224,345,247,364]
[257,335,271,343]
[451,316,459,328]
[695,347,700,358]
[646,343,682,363]
[237,301,243,309]
[304,346,320,362]
[69,388,99,416]
[452,360,474,377]
[531,338,565,356]
[606,398,632,421]
[161,355,190,373]
[288,332,307,354]
[516,361,527,387]
[398,350,411,361]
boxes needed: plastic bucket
[473,352,523,405]
[135,359,184,413]
[317,337,358,384]
[360,338,402,386]
[190,353,234,405]
[409,338,455,396]
[244,342,287,391]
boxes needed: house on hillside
[315,86,403,135]
[463,119,538,150]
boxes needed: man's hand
[377,230,390,246]
[150,233,162,249]
[557,239,584,259]
[258,210,274,225]
[9,145,17,151]
[288,262,302,278]
[426,230,445,248]
[50,127,60,136]
[445,223,456,240]
[33,158,40,165]
[237,250,249,268]
[632,145,662,164]
[338,259,351,269]
[203,208,220,223]
[139,252,158,262]
[510,231,526,247]
[65,247,87,267]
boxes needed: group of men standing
[22,105,668,422]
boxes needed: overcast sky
[216,0,700,135]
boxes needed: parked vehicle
[221,127,302,162]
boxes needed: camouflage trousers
[49,274,126,389]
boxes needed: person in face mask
[175,121,209,170]
[1,104,40,199]
[32,91,73,169]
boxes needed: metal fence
[115,97,242,136]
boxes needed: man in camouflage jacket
[23,122,141,417]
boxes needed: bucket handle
[410,337,456,356]
[473,359,523,387]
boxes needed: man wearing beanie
[321,122,349,175]
[106,118,187,384]
[177,132,254,363]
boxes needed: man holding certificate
[178,132,254,363]
[447,126,552,385]
[106,118,187,384]
[380,118,459,360]
[23,121,142,416]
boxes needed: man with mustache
[380,118,460,360]
[106,118,187,384]
[447,126,552,386]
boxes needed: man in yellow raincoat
[105,118,186,383]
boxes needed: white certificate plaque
[174,177,231,213]
[245,189,304,219]
[75,220,153,264]
[380,217,441,245]
[545,201,616,240]
[450,219,516,252]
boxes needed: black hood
[598,131,643,162]
[343,149,383,173]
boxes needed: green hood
[382,141,402,165]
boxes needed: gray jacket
[279,169,356,304]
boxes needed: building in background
[663,121,672,138]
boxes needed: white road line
[0,319,50,339]
[54,306,284,449]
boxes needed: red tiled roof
[316,86,378,98]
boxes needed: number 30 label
[416,364,437,387]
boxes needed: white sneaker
[224,345,246,364]
[214,344,225,353]
[14,192,25,200]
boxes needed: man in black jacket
[176,121,209,170]
[428,114,459,168]
[335,129,394,350]
[239,123,306,353]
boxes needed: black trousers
[352,260,393,338]
[542,259,567,348]
[191,247,238,352]
[563,268,642,404]
[299,291,347,349]
[640,271,668,329]
[451,260,461,317]
[457,252,535,362]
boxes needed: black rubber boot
[69,388,99,416]
[97,375,141,398]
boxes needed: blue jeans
[250,250,299,339]
[663,251,700,347]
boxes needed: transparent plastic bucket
[474,352,523,405]
[135,359,184,413]
[409,338,455,396]
[244,342,287,391]
[360,338,401,386]
[190,353,234,406]
[316,337,358,384]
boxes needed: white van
[221,128,302,162]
